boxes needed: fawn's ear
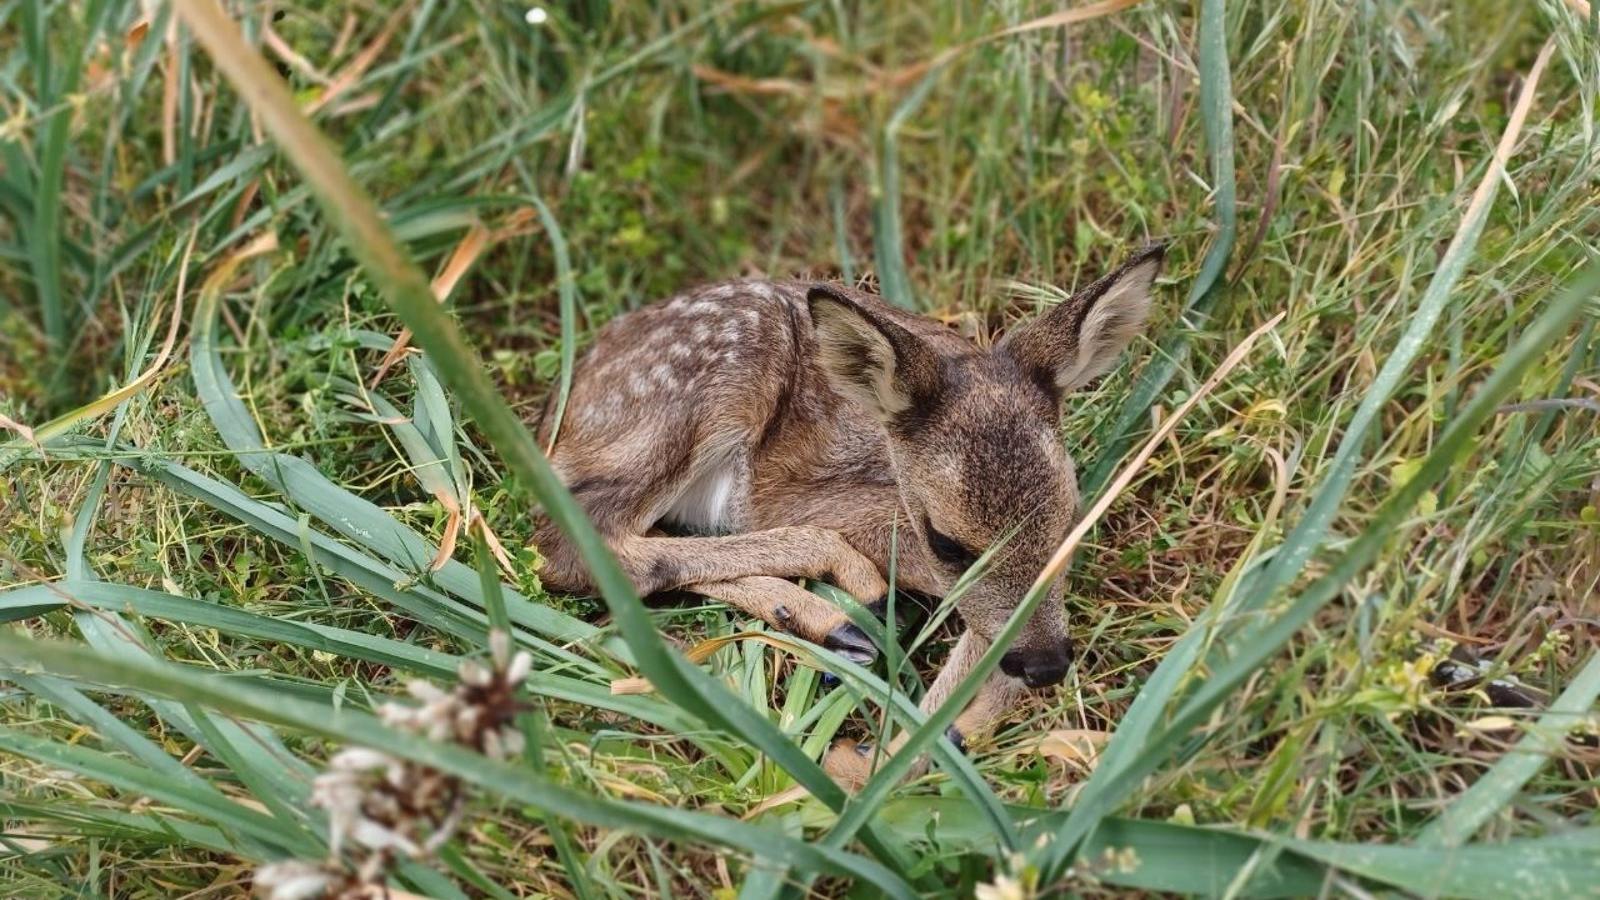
[807,285,941,424]
[1000,244,1163,397]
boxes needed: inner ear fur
[999,243,1164,398]
[806,285,941,423]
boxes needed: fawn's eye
[924,519,979,570]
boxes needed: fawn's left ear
[807,284,941,424]
[1000,244,1163,397]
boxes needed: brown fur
[532,246,1163,786]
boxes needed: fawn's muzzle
[1000,642,1073,688]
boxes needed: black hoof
[824,622,879,667]
[820,671,840,688]
[944,725,965,754]
[864,597,888,620]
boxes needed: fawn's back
[538,280,954,540]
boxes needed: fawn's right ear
[999,244,1163,398]
[807,285,941,424]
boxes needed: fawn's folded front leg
[611,527,888,602]
[823,629,1027,790]
[688,576,879,665]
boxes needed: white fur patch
[664,459,738,533]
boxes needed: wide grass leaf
[0,630,919,899]
[168,0,935,876]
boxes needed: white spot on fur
[649,363,679,391]
[578,390,626,424]
[1036,428,1066,464]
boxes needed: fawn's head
[807,246,1163,687]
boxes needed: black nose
[1000,643,1073,688]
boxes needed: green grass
[3,1,1600,897]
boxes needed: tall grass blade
[167,0,916,875]
[532,196,579,452]
[1036,256,1600,879]
[0,727,311,856]
[873,68,941,310]
[0,801,237,856]
[1081,0,1237,497]
[19,2,76,349]
[1231,37,1558,622]
[1282,835,1600,900]
[7,673,216,795]
[0,570,698,736]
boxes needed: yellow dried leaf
[743,784,812,820]
[610,631,814,695]
[1460,715,1519,734]
[1034,729,1110,771]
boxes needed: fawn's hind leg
[823,630,1026,790]
[687,576,879,664]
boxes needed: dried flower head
[254,630,533,898]
[974,873,1027,900]
[253,861,338,900]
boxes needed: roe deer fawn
[532,244,1163,787]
